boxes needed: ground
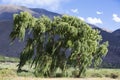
[0,55,120,80]
[0,77,119,80]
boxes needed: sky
[0,0,120,31]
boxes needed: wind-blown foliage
[10,12,108,77]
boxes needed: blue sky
[0,0,120,31]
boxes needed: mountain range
[0,5,120,67]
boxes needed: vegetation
[0,62,120,79]
[86,69,120,79]
[0,55,19,62]
[101,62,120,68]
[0,68,17,77]
[10,12,108,77]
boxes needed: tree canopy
[10,12,108,77]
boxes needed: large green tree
[10,12,108,77]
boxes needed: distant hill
[30,8,61,18]
[0,5,60,21]
[0,5,60,57]
[89,24,120,67]
[112,29,120,38]
[0,5,37,21]
[0,5,120,67]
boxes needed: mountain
[30,8,61,19]
[89,24,120,67]
[0,5,60,21]
[0,21,25,56]
[0,5,120,67]
[0,5,37,21]
[112,29,120,38]
[0,5,60,57]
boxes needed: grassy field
[0,77,119,80]
[0,55,120,80]
[0,55,19,62]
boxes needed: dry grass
[0,77,119,80]
[0,62,120,80]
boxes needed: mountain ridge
[0,5,60,21]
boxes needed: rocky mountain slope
[0,5,120,67]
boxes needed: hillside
[0,5,120,67]
[0,5,60,57]
[112,29,120,37]
[89,24,120,67]
[0,5,60,20]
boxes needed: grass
[0,62,120,79]
[0,62,35,77]
[0,77,118,80]
[0,55,19,62]
[0,55,120,80]
[86,69,120,78]
[0,68,17,77]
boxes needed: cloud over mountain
[1,0,66,11]
[87,17,103,25]
[113,14,120,23]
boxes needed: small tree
[10,12,108,77]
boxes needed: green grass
[0,55,19,62]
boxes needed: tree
[10,12,108,77]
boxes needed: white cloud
[71,9,79,14]
[87,17,103,24]
[1,0,66,11]
[112,14,120,23]
[96,11,103,15]
[78,16,85,21]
